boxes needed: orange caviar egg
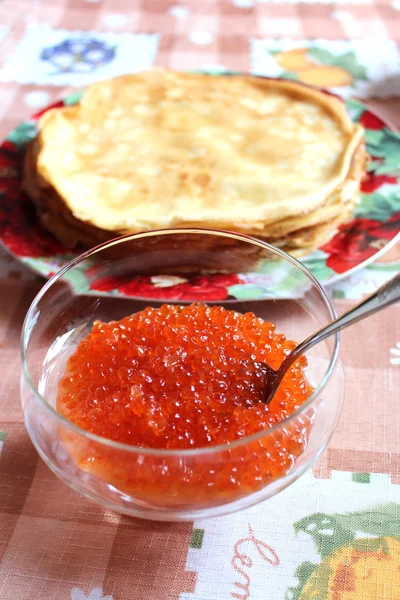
[57,304,314,506]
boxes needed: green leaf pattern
[345,98,365,122]
[366,128,400,176]
[289,503,400,598]
[285,562,320,600]
[301,255,335,280]
[6,121,37,149]
[64,90,84,106]
[307,47,368,81]
[354,192,400,221]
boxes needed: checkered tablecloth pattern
[0,1,399,599]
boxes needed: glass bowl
[21,229,343,521]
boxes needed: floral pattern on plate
[89,273,243,301]
[0,88,399,300]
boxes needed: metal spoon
[263,272,400,405]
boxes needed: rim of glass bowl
[21,228,339,457]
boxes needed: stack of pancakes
[23,69,367,256]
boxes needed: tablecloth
[0,1,399,598]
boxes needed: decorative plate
[0,88,399,302]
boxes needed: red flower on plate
[0,139,70,258]
[1,216,67,258]
[0,142,21,185]
[0,185,68,258]
[321,214,400,274]
[32,100,65,120]
[361,172,398,193]
[90,273,242,300]
[0,140,18,156]
[89,275,123,292]
[359,111,385,131]
[369,212,400,239]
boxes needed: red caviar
[57,305,314,506]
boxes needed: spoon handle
[295,271,400,359]
[263,272,400,405]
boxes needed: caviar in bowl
[21,229,343,521]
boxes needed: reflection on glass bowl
[21,229,343,521]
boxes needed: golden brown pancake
[23,69,366,257]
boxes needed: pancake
[22,69,366,259]
[23,136,366,253]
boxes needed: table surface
[0,1,399,599]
